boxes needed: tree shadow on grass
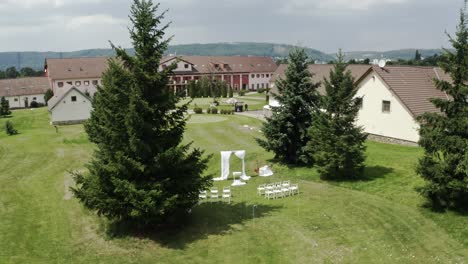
[321,165,394,183]
[105,202,282,249]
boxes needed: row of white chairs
[257,181,299,199]
[199,186,231,203]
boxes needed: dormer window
[75,81,81,86]
[58,82,64,88]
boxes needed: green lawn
[0,108,467,263]
[181,92,268,111]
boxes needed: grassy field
[180,92,268,111]
[0,108,467,263]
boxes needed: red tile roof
[368,65,450,118]
[162,56,277,74]
[270,64,371,95]
[0,77,50,97]
[45,57,109,80]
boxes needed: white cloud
[64,14,127,30]
[0,0,109,9]
[280,0,410,14]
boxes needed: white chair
[282,180,290,187]
[257,184,266,196]
[265,187,275,200]
[273,185,283,199]
[289,184,299,195]
[222,186,231,203]
[199,190,207,203]
[281,184,290,197]
[210,187,219,201]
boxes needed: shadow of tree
[105,202,282,249]
[321,165,394,183]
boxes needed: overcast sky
[0,0,463,53]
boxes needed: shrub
[206,108,211,114]
[5,121,18,136]
[210,107,218,114]
[257,88,265,93]
[29,101,39,108]
[193,107,203,114]
[238,90,246,96]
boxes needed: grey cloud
[0,0,463,52]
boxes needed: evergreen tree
[188,80,197,98]
[220,81,228,98]
[44,89,54,105]
[228,85,233,98]
[0,96,11,117]
[72,0,211,226]
[306,51,367,179]
[256,49,320,165]
[414,49,422,61]
[416,3,468,210]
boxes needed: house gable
[355,71,420,142]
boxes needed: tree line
[0,66,44,79]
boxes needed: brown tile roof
[270,64,371,95]
[369,65,450,118]
[0,77,50,97]
[162,56,277,74]
[45,57,109,80]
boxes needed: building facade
[0,77,50,108]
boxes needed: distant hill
[340,49,447,61]
[0,43,332,70]
[0,44,451,70]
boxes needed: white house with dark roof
[48,87,92,125]
[269,64,450,143]
[0,77,50,108]
[354,65,449,143]
[44,57,108,98]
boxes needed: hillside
[0,43,332,70]
[341,48,446,61]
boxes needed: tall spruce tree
[257,49,320,165]
[0,96,11,117]
[416,3,468,210]
[306,52,367,179]
[72,0,211,226]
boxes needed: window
[162,64,167,70]
[257,84,260,89]
[266,74,270,78]
[71,96,77,102]
[261,83,265,89]
[251,84,255,89]
[66,81,72,85]
[261,74,264,78]
[266,83,269,88]
[14,98,18,102]
[92,80,98,85]
[256,74,260,78]
[356,97,363,109]
[33,97,37,101]
[58,82,64,88]
[84,81,90,86]
[184,64,189,69]
[251,74,255,78]
[382,100,391,113]
[75,81,81,86]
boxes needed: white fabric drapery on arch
[213,150,250,181]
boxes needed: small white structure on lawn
[259,165,273,177]
[214,150,250,183]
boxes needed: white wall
[268,82,280,107]
[6,94,46,108]
[50,89,92,124]
[159,59,193,72]
[52,78,100,98]
[356,73,420,142]
[249,72,272,91]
